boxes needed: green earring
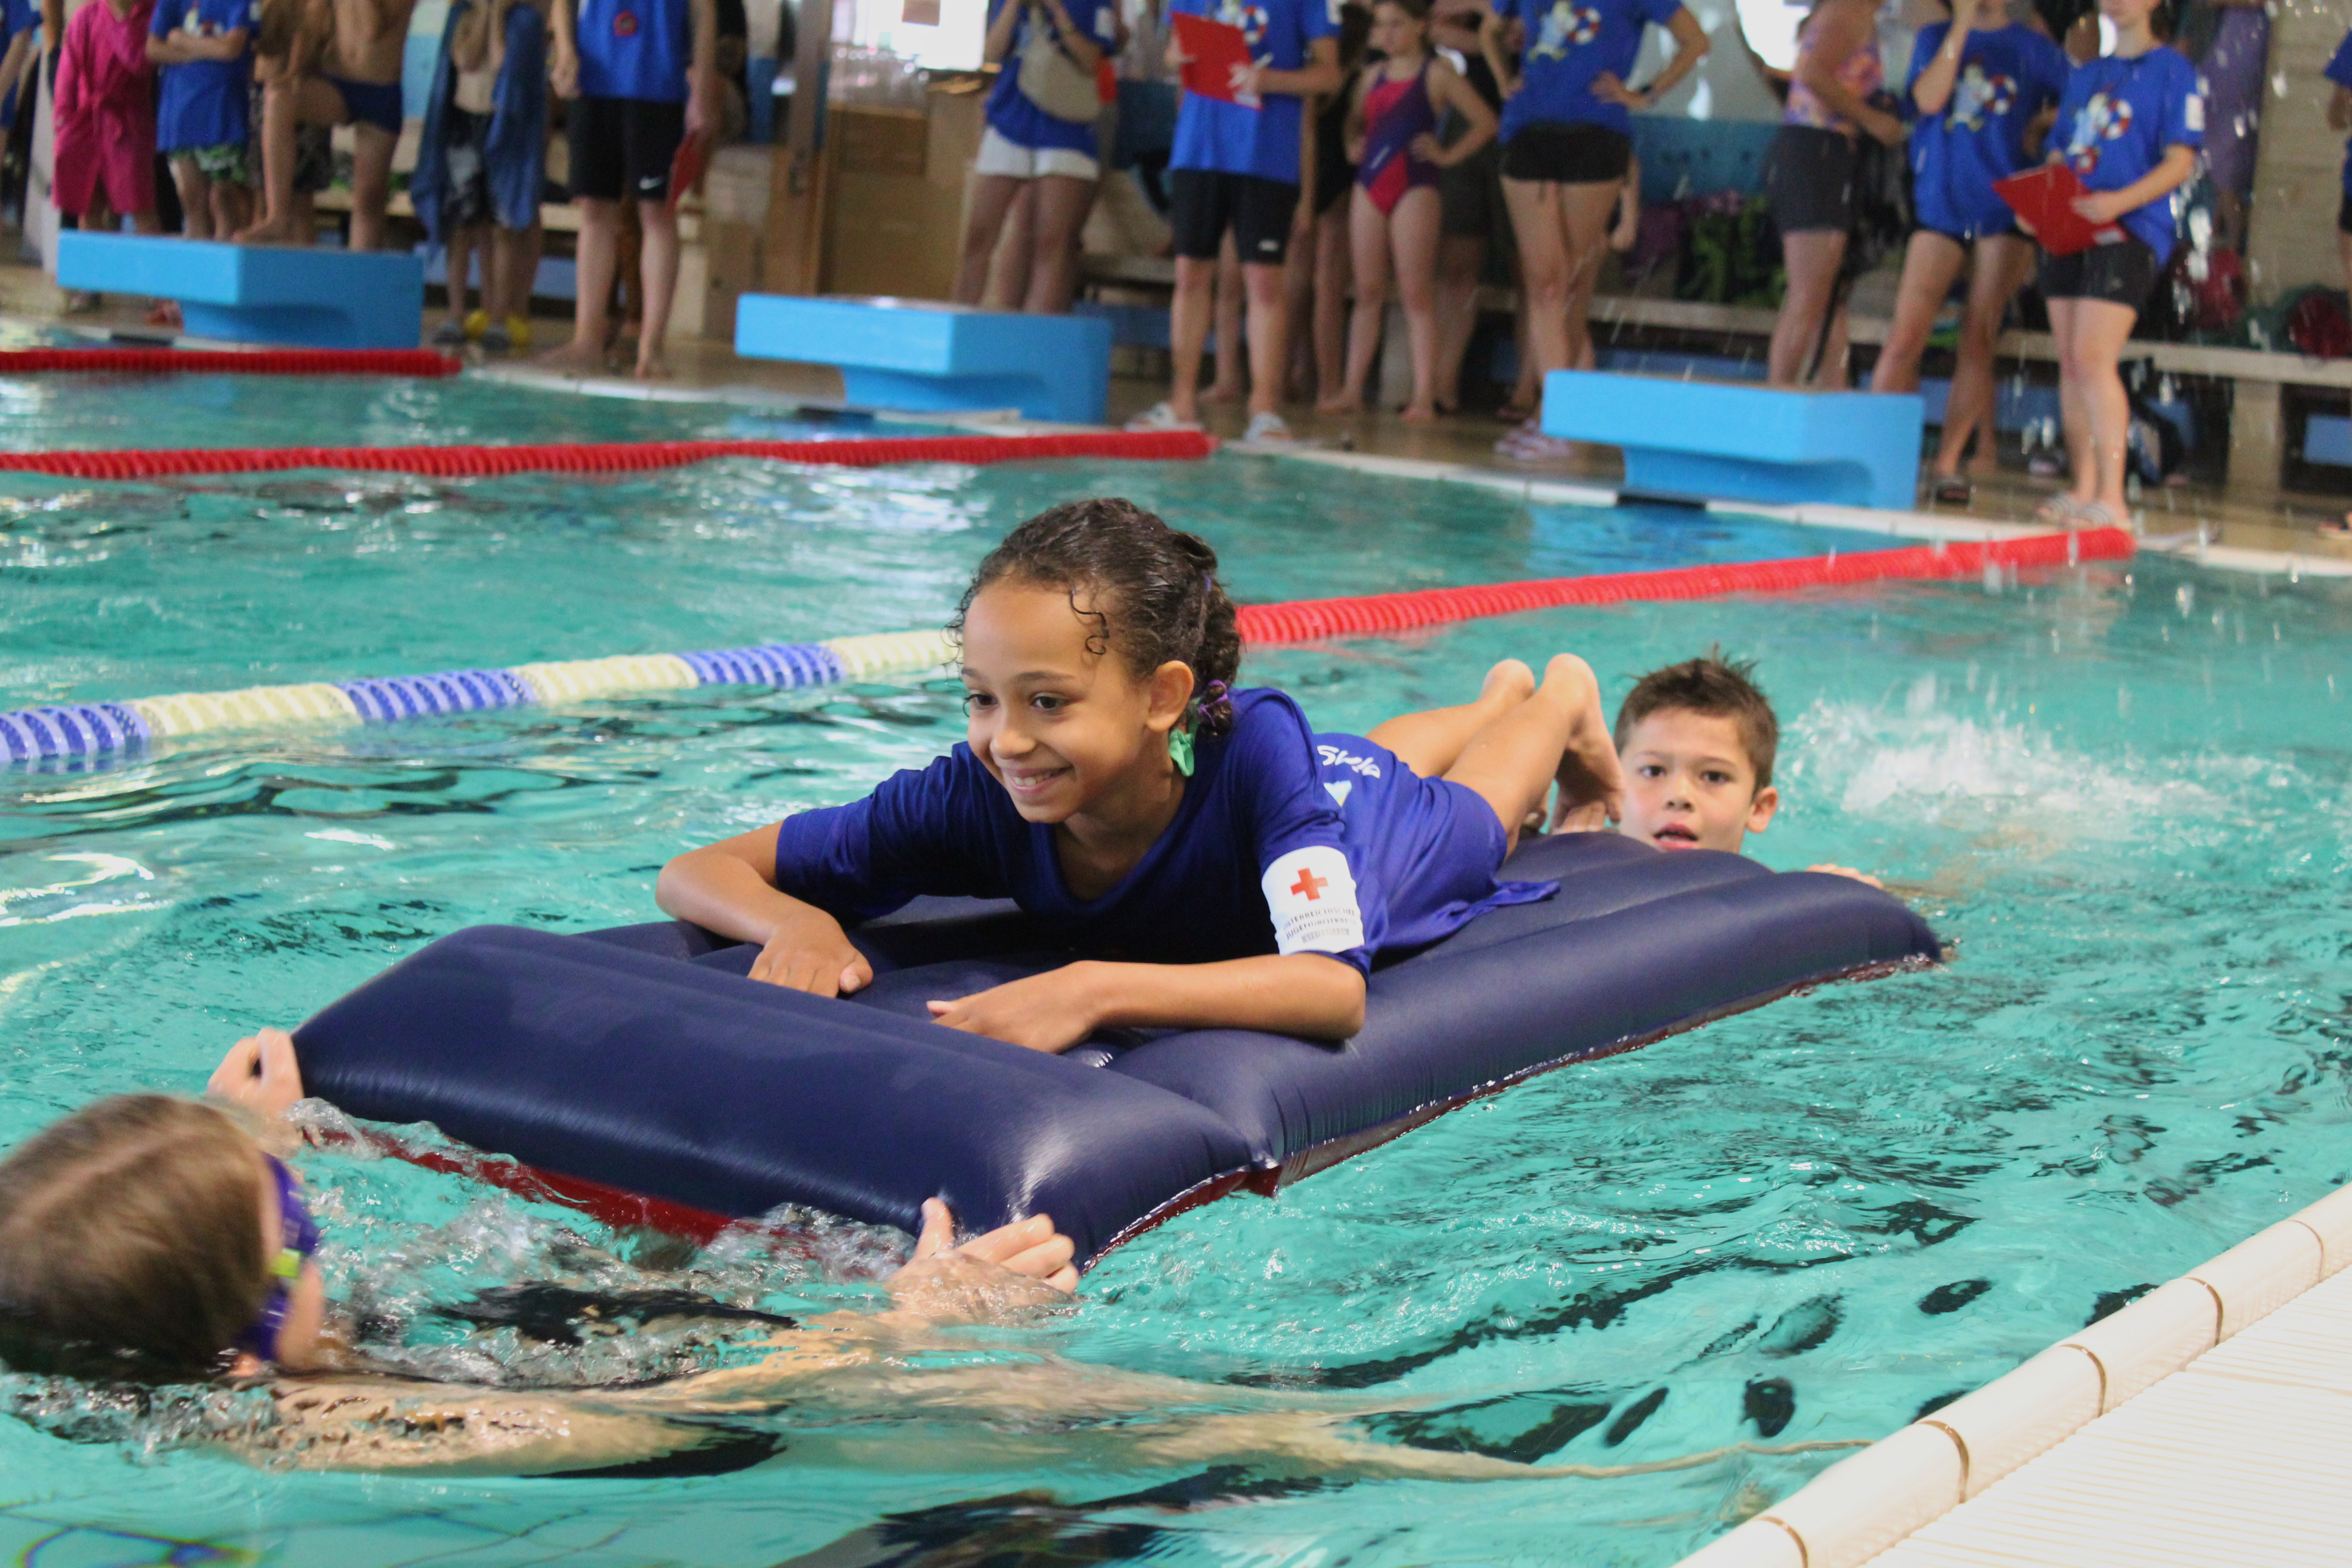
[1168,725,1196,778]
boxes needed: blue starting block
[734,295,1112,425]
[56,233,424,350]
[1542,369,1923,512]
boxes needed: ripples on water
[1,417,2349,1565]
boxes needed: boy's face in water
[1616,708,1778,854]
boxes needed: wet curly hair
[951,498,1242,736]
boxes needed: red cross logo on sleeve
[1290,867,1328,901]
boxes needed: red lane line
[1236,529,2135,643]
[0,428,1217,480]
[0,348,462,377]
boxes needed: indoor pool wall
[1,372,2348,1567]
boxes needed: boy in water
[240,0,415,248]
[1612,652,1877,883]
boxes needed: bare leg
[212,173,252,235]
[444,223,478,325]
[348,120,396,251]
[1813,300,1851,388]
[634,200,681,377]
[1167,252,1214,423]
[1937,233,2033,477]
[1327,187,1386,412]
[1441,653,1622,852]
[128,207,162,234]
[1240,258,1289,420]
[2063,296,2139,516]
[541,194,618,372]
[1869,228,1965,394]
[1205,233,1247,402]
[2048,296,2091,503]
[1768,229,1847,386]
[1283,200,1316,401]
[169,157,213,239]
[1433,230,1485,412]
[1502,176,1568,382]
[1366,657,1535,776]
[1554,178,1619,372]
[1312,203,1350,404]
[955,172,1023,304]
[1022,173,1092,314]
[1391,185,1442,420]
[239,76,337,242]
[985,181,1036,310]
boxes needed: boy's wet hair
[0,1096,269,1384]
[1614,650,1779,790]
[952,497,1242,738]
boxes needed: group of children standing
[40,0,706,375]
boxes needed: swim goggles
[238,1154,320,1363]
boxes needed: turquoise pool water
[3,372,2350,1568]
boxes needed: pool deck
[7,247,2352,575]
[1678,1179,2352,1568]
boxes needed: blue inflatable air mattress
[294,833,1940,1267]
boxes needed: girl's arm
[1341,64,1367,163]
[1478,7,1515,97]
[2331,81,2352,134]
[982,0,1021,65]
[1592,5,1707,108]
[1795,3,1899,142]
[1036,0,1102,71]
[1246,32,1338,101]
[654,828,876,996]
[547,0,576,94]
[926,950,1367,1053]
[1909,0,1975,116]
[1419,59,1495,166]
[2073,141,2196,223]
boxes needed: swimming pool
[2,371,2348,1568]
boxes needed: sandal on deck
[1929,474,1974,506]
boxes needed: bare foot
[235,216,306,246]
[1400,402,1437,423]
[633,354,674,381]
[1480,657,1537,709]
[1315,391,1362,414]
[535,339,610,375]
[1540,652,1624,831]
[1200,381,1246,406]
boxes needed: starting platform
[734,295,1112,426]
[56,233,425,350]
[1542,369,1923,512]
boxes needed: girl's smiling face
[1368,1,1426,60]
[958,579,1194,826]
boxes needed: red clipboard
[1174,12,1257,106]
[1993,164,2124,256]
[665,130,709,216]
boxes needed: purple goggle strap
[237,1154,319,1361]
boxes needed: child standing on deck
[541,0,715,379]
[1320,0,1492,420]
[54,0,162,249]
[147,0,257,239]
[413,0,549,350]
[657,498,1624,1052]
[2023,0,2200,529]
[239,0,416,249]
[1125,0,1341,441]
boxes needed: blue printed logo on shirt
[1215,0,1271,49]
[2064,90,2132,174]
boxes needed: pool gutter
[1671,1177,2352,1568]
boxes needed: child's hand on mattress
[926,966,1102,1054]
[747,908,875,997]
[208,1027,308,1120]
[1806,863,1884,888]
[885,1198,1080,1321]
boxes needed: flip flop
[1929,474,1974,506]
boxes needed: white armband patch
[1261,845,1365,956]
[2183,93,2203,133]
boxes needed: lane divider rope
[0,429,1218,481]
[1233,527,2135,642]
[0,348,463,377]
[0,529,2129,766]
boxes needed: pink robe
[54,0,157,217]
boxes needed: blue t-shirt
[577,0,689,101]
[149,0,257,152]
[2327,28,2352,194]
[1169,0,1340,183]
[1490,0,1682,141]
[769,688,1553,975]
[1904,20,2068,239]
[986,0,1118,153]
[2052,45,2204,258]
